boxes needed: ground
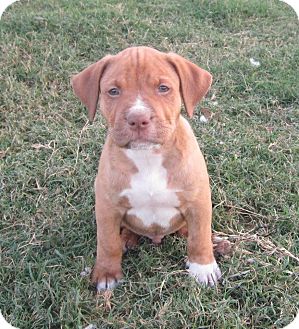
[0,0,298,328]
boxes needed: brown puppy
[71,47,221,291]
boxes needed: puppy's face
[71,47,212,148]
[99,48,181,147]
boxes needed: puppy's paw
[187,260,221,287]
[121,228,139,253]
[91,266,123,292]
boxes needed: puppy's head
[71,47,212,147]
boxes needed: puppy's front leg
[185,195,221,287]
[91,189,123,291]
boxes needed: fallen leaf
[265,126,274,132]
[32,143,52,150]
[0,150,6,159]
[212,236,233,257]
[102,290,112,311]
[201,108,212,119]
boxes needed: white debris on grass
[80,267,91,277]
[199,115,208,123]
[250,58,260,67]
[84,325,97,329]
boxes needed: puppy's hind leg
[121,227,140,252]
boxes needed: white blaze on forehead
[128,96,150,115]
[120,149,180,228]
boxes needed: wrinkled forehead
[101,47,179,88]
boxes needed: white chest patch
[120,148,180,228]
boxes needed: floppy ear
[71,55,112,122]
[167,53,212,117]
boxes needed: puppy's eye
[108,88,120,96]
[158,85,170,93]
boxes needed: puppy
[71,47,221,291]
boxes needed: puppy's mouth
[110,125,160,148]
[126,141,161,150]
[125,129,163,149]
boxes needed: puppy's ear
[167,53,212,118]
[71,55,112,122]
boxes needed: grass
[0,0,298,328]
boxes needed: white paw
[187,260,221,287]
[96,278,122,291]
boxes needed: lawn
[0,0,298,328]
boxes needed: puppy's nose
[127,112,151,129]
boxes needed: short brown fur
[71,47,218,289]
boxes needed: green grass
[0,0,298,328]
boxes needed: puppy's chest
[120,149,180,227]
